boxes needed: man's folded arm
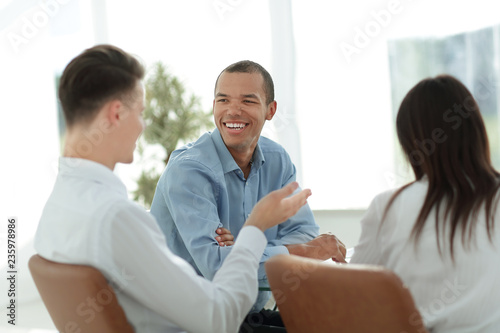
[161,161,233,280]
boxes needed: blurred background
[2,0,500,330]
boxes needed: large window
[388,25,500,182]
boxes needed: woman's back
[351,178,500,332]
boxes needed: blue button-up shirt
[151,129,319,308]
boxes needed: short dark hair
[59,44,145,127]
[214,60,275,105]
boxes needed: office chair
[265,254,428,333]
[29,254,135,333]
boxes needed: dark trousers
[239,309,287,333]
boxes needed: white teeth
[225,123,246,129]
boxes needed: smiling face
[213,71,277,158]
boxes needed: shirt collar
[211,128,266,174]
[252,142,265,171]
[58,157,128,197]
[211,128,241,173]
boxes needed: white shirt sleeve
[350,191,392,265]
[102,201,267,333]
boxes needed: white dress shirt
[35,157,267,333]
[350,178,500,332]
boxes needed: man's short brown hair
[59,44,145,127]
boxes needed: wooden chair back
[265,255,428,333]
[29,254,134,333]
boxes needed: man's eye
[217,99,227,103]
[243,100,256,104]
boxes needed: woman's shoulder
[374,179,428,203]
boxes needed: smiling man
[213,65,276,180]
[150,60,346,332]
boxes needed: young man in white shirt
[34,44,311,333]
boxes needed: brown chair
[28,254,135,333]
[265,255,428,333]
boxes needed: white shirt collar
[58,157,128,197]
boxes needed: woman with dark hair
[350,75,500,332]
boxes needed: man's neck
[228,147,255,179]
[63,129,116,170]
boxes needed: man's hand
[215,227,234,247]
[285,233,347,263]
[244,182,312,232]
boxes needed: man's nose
[227,102,242,115]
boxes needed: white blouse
[350,178,500,333]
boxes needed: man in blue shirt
[151,60,346,331]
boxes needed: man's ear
[105,100,124,126]
[265,101,277,120]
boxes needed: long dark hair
[385,74,500,258]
